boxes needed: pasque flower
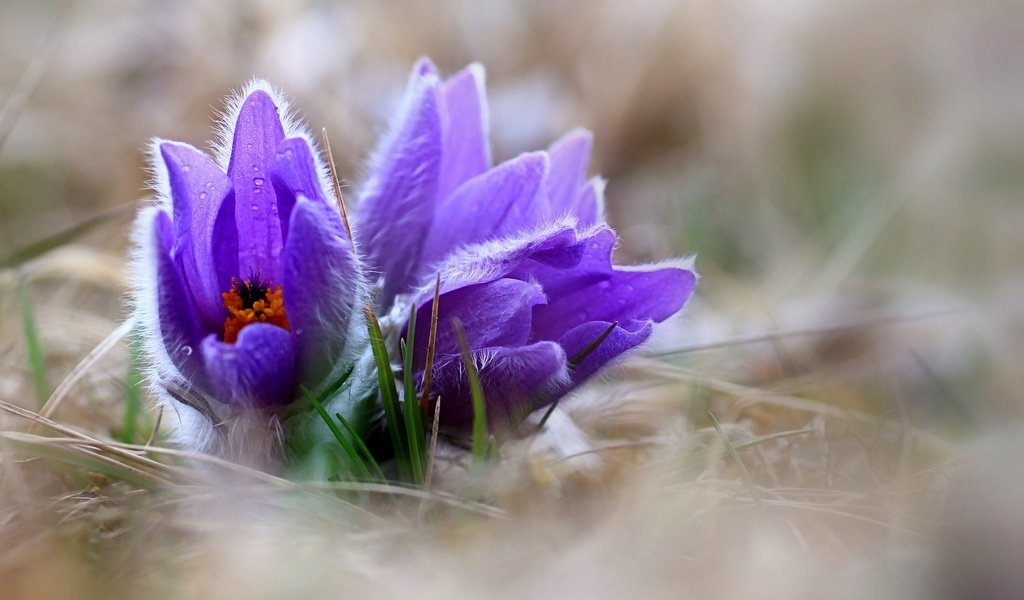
[357,60,697,430]
[133,82,370,458]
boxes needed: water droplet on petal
[182,345,193,356]
[251,203,259,211]
[199,192,207,200]
[253,177,265,186]
[181,165,191,173]
[252,165,260,172]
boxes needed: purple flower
[356,60,697,430]
[133,82,368,452]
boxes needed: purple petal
[271,136,329,245]
[356,66,443,307]
[421,152,547,266]
[412,278,546,363]
[428,342,568,430]
[437,64,491,200]
[558,319,651,384]
[573,177,606,228]
[282,197,362,387]
[159,142,236,330]
[546,129,593,218]
[228,90,287,282]
[150,210,208,386]
[419,222,606,300]
[201,324,295,407]
[531,266,697,342]
[507,225,616,297]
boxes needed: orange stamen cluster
[221,277,290,343]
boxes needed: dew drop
[252,165,260,172]
[199,192,207,200]
[182,345,193,356]
[253,177,265,186]
[181,165,191,172]
[283,148,294,159]
[251,203,259,211]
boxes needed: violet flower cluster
[133,59,696,466]
[358,59,696,430]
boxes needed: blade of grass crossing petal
[535,321,619,432]
[301,385,372,482]
[401,303,425,485]
[334,410,386,482]
[16,272,47,408]
[364,306,410,481]
[419,273,441,412]
[452,318,488,470]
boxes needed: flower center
[221,273,290,343]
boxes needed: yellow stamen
[221,279,290,343]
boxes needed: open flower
[133,82,369,457]
[356,60,697,430]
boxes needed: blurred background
[2,1,1024,598]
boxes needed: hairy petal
[201,324,295,407]
[159,142,236,330]
[271,136,329,245]
[428,342,568,430]
[546,129,593,218]
[356,66,443,307]
[412,278,546,364]
[508,225,616,297]
[531,265,696,342]
[421,152,547,265]
[574,177,606,228]
[438,64,491,200]
[228,90,287,281]
[417,220,606,300]
[558,318,651,384]
[282,197,364,391]
[149,210,209,387]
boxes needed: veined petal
[574,176,606,228]
[417,220,605,300]
[507,225,616,297]
[282,197,364,390]
[438,63,491,200]
[228,90,287,281]
[546,129,593,218]
[159,142,236,330]
[558,318,651,384]
[149,209,208,387]
[421,152,547,266]
[271,136,329,245]
[356,65,443,307]
[428,342,568,430]
[531,265,697,342]
[412,278,546,364]
[201,323,295,407]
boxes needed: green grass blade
[401,303,425,485]
[452,318,488,471]
[364,306,410,481]
[119,334,144,443]
[301,385,372,482]
[333,410,386,482]
[16,272,47,408]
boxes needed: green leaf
[401,303,426,485]
[364,306,410,481]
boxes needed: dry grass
[2,0,1023,598]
